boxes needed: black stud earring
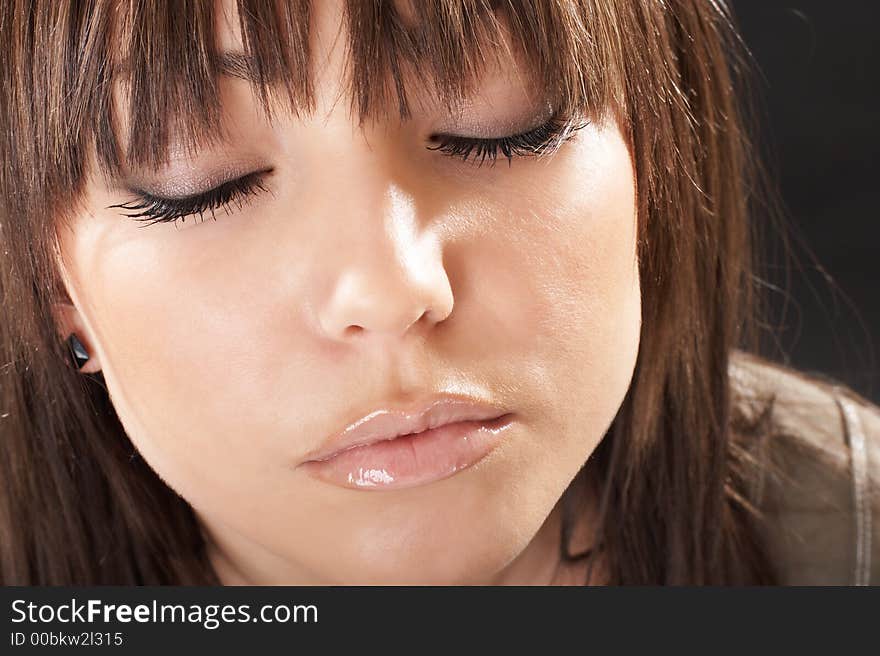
[65,333,90,370]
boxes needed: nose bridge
[290,0,453,343]
[314,141,455,341]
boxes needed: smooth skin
[53,0,640,584]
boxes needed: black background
[732,1,878,402]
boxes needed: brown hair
[0,0,777,584]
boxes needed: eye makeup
[107,168,273,228]
[427,111,590,167]
[107,111,589,228]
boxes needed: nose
[315,184,455,342]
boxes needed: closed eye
[427,112,590,167]
[107,168,273,228]
[107,113,588,228]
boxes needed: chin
[328,525,527,586]
[304,473,549,585]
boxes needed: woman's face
[54,0,640,584]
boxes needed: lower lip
[299,414,516,490]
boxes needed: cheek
[63,214,306,502]
[482,122,641,429]
[470,122,642,522]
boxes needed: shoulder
[728,350,880,585]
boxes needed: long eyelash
[106,116,581,226]
[107,170,271,228]
[426,113,590,167]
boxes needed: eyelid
[429,109,556,141]
[427,110,589,166]
[131,182,226,205]
[107,168,273,227]
[126,165,273,200]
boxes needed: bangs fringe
[58,0,617,174]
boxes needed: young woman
[1,0,877,585]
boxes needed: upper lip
[302,394,510,463]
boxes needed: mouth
[300,412,515,490]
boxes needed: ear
[52,301,103,374]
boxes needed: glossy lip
[300,413,516,490]
[301,395,511,464]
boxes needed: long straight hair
[0,0,777,584]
